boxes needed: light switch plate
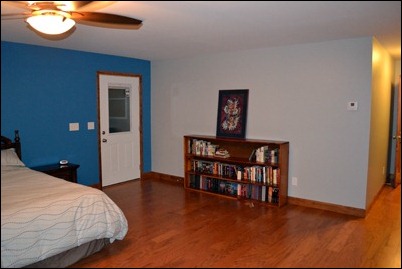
[87,122,95,130]
[69,122,79,131]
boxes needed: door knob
[102,139,107,143]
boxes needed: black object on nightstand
[31,163,80,183]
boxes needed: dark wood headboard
[1,130,22,160]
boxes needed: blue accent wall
[1,41,151,186]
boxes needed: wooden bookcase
[184,135,289,207]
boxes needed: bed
[1,131,128,268]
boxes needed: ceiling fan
[1,1,143,35]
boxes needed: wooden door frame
[97,71,144,189]
[393,75,401,187]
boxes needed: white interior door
[99,73,141,187]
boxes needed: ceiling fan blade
[1,12,30,17]
[67,1,94,10]
[2,1,143,32]
[0,11,30,20]
[2,1,96,12]
[2,1,33,11]
[25,1,93,11]
[52,1,113,12]
[71,12,142,28]
[73,1,116,11]
[1,16,29,20]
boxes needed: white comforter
[1,166,128,268]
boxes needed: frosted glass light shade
[26,14,75,35]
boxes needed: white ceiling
[1,1,401,61]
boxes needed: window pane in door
[108,87,131,133]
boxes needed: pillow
[1,148,25,166]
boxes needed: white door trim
[97,71,143,188]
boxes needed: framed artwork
[216,89,249,138]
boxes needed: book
[236,168,242,180]
[207,144,217,156]
[261,185,267,202]
[270,149,278,163]
[268,186,273,203]
[248,149,256,161]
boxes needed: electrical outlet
[292,177,298,186]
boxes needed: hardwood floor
[71,179,401,268]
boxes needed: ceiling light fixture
[26,10,75,35]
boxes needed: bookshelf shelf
[184,135,289,207]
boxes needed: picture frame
[216,89,249,139]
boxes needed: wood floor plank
[70,179,401,268]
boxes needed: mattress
[1,165,128,268]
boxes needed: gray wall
[366,38,394,209]
[151,37,389,210]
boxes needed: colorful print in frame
[216,89,249,139]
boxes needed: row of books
[249,147,279,164]
[192,160,239,178]
[189,138,230,158]
[189,175,280,204]
[189,139,280,164]
[189,139,217,156]
[191,160,280,186]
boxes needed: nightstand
[31,163,80,183]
